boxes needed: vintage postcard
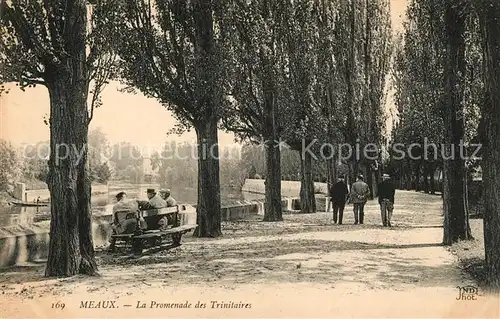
[0,0,499,318]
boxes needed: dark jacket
[330,181,349,203]
[378,180,396,204]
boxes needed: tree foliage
[0,139,20,191]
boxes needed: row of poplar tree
[1,0,499,290]
[389,0,500,289]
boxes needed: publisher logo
[456,285,479,301]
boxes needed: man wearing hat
[137,188,167,210]
[158,189,177,229]
[111,191,145,235]
[378,173,396,226]
[349,174,370,224]
[159,189,177,207]
[329,175,349,224]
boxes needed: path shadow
[89,238,460,292]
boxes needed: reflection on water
[0,185,264,228]
[0,205,51,225]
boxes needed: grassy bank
[447,219,487,289]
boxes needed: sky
[0,0,408,149]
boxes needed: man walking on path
[378,173,396,227]
[329,176,349,224]
[349,175,370,224]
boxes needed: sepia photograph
[0,0,499,317]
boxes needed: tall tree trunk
[372,164,380,197]
[332,156,338,181]
[263,135,282,221]
[299,147,316,213]
[194,118,222,237]
[345,0,357,186]
[479,0,500,290]
[442,1,471,245]
[326,158,333,193]
[76,126,97,275]
[414,162,421,192]
[44,0,97,277]
[423,162,430,194]
[430,165,436,194]
[260,43,282,222]
[192,0,222,237]
[45,78,84,277]
[262,93,282,221]
[366,164,374,199]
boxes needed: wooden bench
[108,233,135,253]
[108,206,197,255]
[130,224,198,255]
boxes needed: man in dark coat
[329,176,349,224]
[378,173,396,226]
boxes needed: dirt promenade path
[0,191,498,318]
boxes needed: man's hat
[116,191,126,200]
[159,189,171,194]
[358,174,364,180]
[146,188,156,194]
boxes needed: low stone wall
[221,201,263,220]
[242,179,329,212]
[0,224,50,267]
[0,205,198,268]
[0,220,110,268]
[285,197,329,212]
[242,179,328,197]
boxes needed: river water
[0,184,264,228]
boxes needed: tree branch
[1,1,56,69]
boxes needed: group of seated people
[111,188,177,235]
